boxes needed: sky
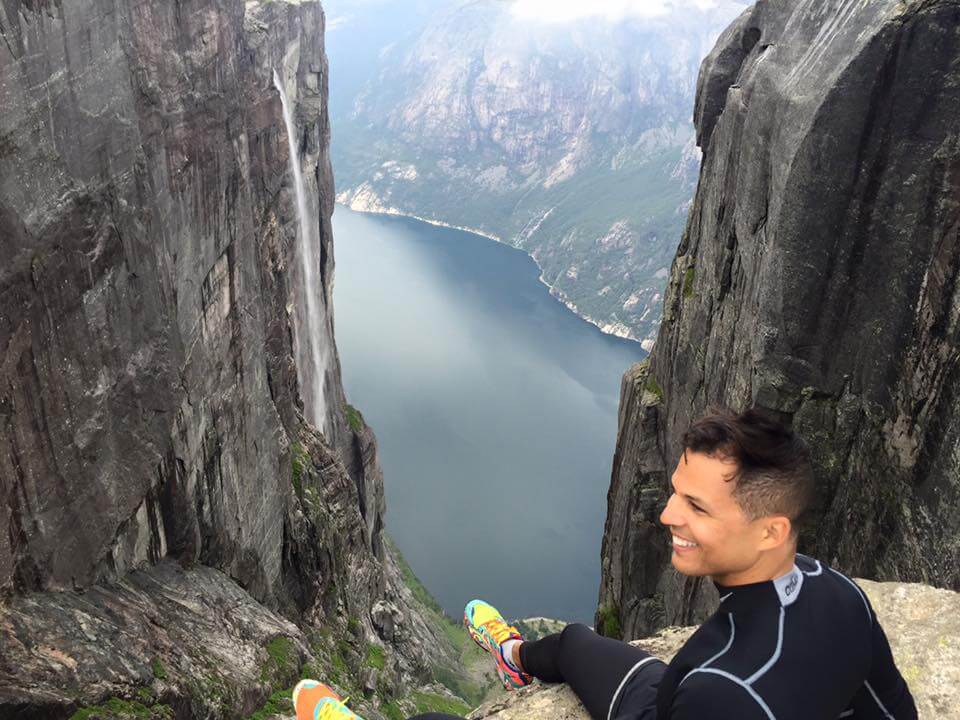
[510,0,726,22]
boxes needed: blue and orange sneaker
[464,599,532,690]
[293,680,362,720]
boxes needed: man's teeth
[672,536,699,548]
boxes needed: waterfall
[273,69,328,434]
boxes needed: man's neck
[711,547,798,587]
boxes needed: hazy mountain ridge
[331,0,748,345]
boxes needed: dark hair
[682,407,814,532]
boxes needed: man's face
[659,450,768,583]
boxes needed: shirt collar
[715,563,805,609]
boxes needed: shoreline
[334,199,644,346]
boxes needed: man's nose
[660,493,682,527]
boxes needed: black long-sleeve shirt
[644,554,917,719]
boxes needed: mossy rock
[642,375,664,405]
[69,698,173,720]
[683,266,696,298]
[345,403,365,432]
[290,442,311,495]
[261,636,300,686]
[596,605,622,639]
[411,691,471,717]
[366,644,386,670]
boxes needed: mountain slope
[330,0,747,345]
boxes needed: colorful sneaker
[293,680,362,720]
[464,599,532,690]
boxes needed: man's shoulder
[795,553,874,622]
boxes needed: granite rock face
[0,562,312,719]
[0,1,451,717]
[0,0,348,608]
[472,582,960,720]
[599,0,960,639]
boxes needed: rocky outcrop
[599,0,960,639]
[0,1,458,717]
[473,582,960,720]
[0,562,312,719]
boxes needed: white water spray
[274,69,328,433]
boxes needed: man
[294,408,918,720]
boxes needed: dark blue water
[332,207,645,623]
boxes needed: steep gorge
[0,2,471,718]
[598,0,960,640]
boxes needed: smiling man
[294,408,918,720]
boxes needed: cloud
[326,15,350,32]
[510,0,722,23]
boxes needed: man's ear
[758,515,793,550]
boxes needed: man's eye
[689,501,705,513]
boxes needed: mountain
[598,0,960,640]
[328,0,748,346]
[0,2,488,717]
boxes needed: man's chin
[670,552,709,577]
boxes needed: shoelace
[315,697,356,720]
[480,617,518,646]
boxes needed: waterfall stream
[273,69,328,433]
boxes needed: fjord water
[332,208,645,623]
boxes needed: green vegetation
[150,658,167,681]
[597,605,622,639]
[290,442,311,495]
[644,375,664,402]
[382,701,406,720]
[346,403,365,432]
[260,636,298,685]
[245,637,306,720]
[69,698,173,720]
[366,643,386,670]
[683,266,696,298]
[390,536,445,616]
[190,670,231,713]
[412,691,472,717]
[385,535,493,706]
[246,689,293,720]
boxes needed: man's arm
[855,612,917,719]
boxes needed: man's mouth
[671,534,699,551]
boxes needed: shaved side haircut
[682,407,815,533]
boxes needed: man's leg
[519,623,665,720]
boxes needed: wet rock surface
[599,0,960,639]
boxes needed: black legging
[408,623,665,720]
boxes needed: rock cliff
[0,1,467,717]
[599,0,960,639]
